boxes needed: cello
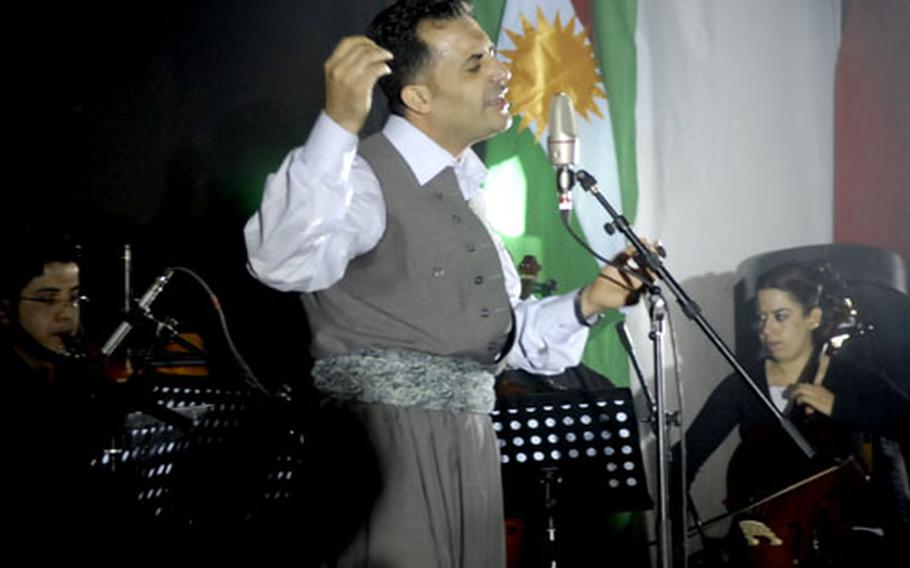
[722,287,874,567]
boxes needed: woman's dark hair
[756,260,854,346]
[756,262,823,314]
[366,0,472,116]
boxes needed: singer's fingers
[324,36,393,134]
[609,245,653,287]
[624,238,664,283]
[633,238,664,261]
[584,258,645,314]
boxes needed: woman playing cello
[676,262,909,566]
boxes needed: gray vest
[302,133,512,365]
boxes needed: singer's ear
[400,84,432,115]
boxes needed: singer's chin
[479,114,513,143]
[500,113,513,131]
[492,110,513,134]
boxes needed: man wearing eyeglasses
[1,232,87,368]
[4,245,85,371]
[0,232,117,546]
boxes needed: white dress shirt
[244,112,590,374]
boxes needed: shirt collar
[382,115,488,201]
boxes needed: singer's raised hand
[324,36,393,134]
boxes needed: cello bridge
[738,519,784,547]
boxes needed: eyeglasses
[19,295,90,309]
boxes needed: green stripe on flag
[473,0,507,40]
[476,0,638,387]
[591,0,638,221]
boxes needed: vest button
[466,243,476,253]
[452,214,462,224]
[480,307,491,318]
[434,192,444,200]
[432,266,446,277]
[474,276,484,285]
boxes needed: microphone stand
[573,168,816,568]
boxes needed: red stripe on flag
[571,0,591,30]
[571,0,604,49]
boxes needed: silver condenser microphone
[101,268,174,357]
[547,92,579,223]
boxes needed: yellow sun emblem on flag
[500,7,607,139]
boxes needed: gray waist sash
[311,348,496,414]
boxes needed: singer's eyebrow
[463,45,496,69]
[464,52,483,67]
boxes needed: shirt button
[474,276,484,285]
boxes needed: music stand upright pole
[541,466,561,568]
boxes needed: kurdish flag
[475,0,638,383]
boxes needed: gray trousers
[309,399,506,568]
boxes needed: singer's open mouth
[487,84,509,104]
[487,92,510,112]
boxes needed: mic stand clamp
[139,310,209,362]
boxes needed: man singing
[244,1,641,565]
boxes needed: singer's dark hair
[366,0,472,116]
[1,230,83,302]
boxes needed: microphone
[547,92,579,223]
[101,268,175,357]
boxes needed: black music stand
[493,388,652,567]
[88,373,303,547]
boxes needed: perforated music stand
[492,388,652,565]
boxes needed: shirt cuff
[529,289,593,334]
[573,287,604,327]
[301,111,359,183]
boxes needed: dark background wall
[9,1,389,391]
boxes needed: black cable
[559,214,653,290]
[561,213,611,264]
[170,266,272,398]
